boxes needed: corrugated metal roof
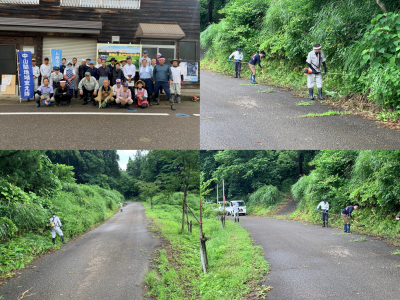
[0,17,102,30]
[135,23,185,39]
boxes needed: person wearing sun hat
[134,79,149,108]
[116,82,133,109]
[54,80,72,106]
[63,61,76,96]
[120,58,127,71]
[153,56,175,110]
[170,58,184,104]
[40,57,52,84]
[78,72,99,105]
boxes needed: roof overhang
[135,23,185,39]
[0,17,102,34]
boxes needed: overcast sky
[117,150,137,170]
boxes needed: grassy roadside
[201,58,400,129]
[143,202,270,300]
[0,202,123,281]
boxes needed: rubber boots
[238,217,239,222]
[176,95,181,104]
[169,99,176,111]
[347,224,352,233]
[148,95,153,106]
[309,88,314,100]
[52,238,56,245]
[61,235,66,244]
[322,221,325,227]
[235,72,238,78]
[318,88,323,100]
[238,72,241,78]
[234,217,237,223]
[344,224,347,233]
[250,75,258,84]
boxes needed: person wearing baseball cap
[306,43,327,100]
[116,81,133,109]
[86,61,99,81]
[153,56,175,110]
[112,78,123,99]
[316,198,330,227]
[170,59,184,104]
[78,71,99,105]
[31,58,40,98]
[49,66,64,90]
[140,50,151,68]
[228,48,244,78]
[40,57,52,84]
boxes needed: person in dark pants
[108,57,117,84]
[54,81,72,106]
[316,198,329,227]
[229,48,244,78]
[60,58,67,74]
[78,72,99,106]
[112,62,124,86]
[87,61,99,81]
[153,56,174,110]
[341,204,359,233]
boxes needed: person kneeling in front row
[78,72,99,106]
[116,82,133,109]
[95,79,114,109]
[54,81,72,106]
[34,78,54,108]
[135,80,149,108]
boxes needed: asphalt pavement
[0,202,161,300]
[0,96,199,149]
[200,71,400,149]
[238,216,400,299]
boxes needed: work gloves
[324,210,328,213]
[228,58,231,62]
[316,209,319,212]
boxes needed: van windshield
[231,201,245,207]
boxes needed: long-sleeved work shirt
[153,64,173,82]
[40,64,52,78]
[78,76,99,92]
[249,53,262,67]
[50,216,62,227]
[139,66,153,79]
[36,84,54,97]
[117,88,132,101]
[123,63,136,80]
[229,51,243,61]
[342,206,356,220]
[317,201,329,211]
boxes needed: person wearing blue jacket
[86,61,99,80]
[341,204,359,233]
[248,51,265,84]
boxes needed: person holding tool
[248,51,265,84]
[341,203,359,233]
[306,43,327,100]
[232,203,239,223]
[316,198,329,227]
[228,48,244,78]
[50,213,66,245]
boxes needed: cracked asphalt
[0,202,160,300]
[238,216,400,299]
[200,71,400,149]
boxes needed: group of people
[316,199,359,233]
[228,43,327,99]
[28,50,184,111]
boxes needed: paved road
[238,217,400,299]
[0,202,160,300]
[200,71,400,149]
[0,97,199,149]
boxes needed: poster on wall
[97,44,142,69]
[51,49,62,68]
[180,62,198,82]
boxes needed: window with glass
[0,0,39,4]
[60,0,140,9]
[179,42,198,61]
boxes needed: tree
[137,181,161,209]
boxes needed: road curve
[0,202,160,300]
[238,216,400,299]
[200,70,400,150]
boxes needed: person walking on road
[341,203,359,233]
[248,51,265,84]
[119,202,123,212]
[306,43,327,100]
[229,48,244,78]
[50,213,66,244]
[316,198,329,227]
[232,203,239,223]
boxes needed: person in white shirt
[49,213,66,244]
[232,204,239,223]
[229,48,244,78]
[27,58,40,102]
[95,57,102,69]
[123,56,136,94]
[170,59,184,103]
[40,57,52,84]
[316,198,330,227]
[119,202,123,212]
[139,50,152,68]
[120,58,127,71]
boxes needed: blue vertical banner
[18,51,34,99]
[51,49,62,68]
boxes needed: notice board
[1,74,16,95]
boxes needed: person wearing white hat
[306,43,327,100]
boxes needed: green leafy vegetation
[144,193,269,300]
[201,0,400,114]
[297,101,315,106]
[300,111,351,118]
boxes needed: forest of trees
[201,0,400,116]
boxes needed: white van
[217,200,246,216]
